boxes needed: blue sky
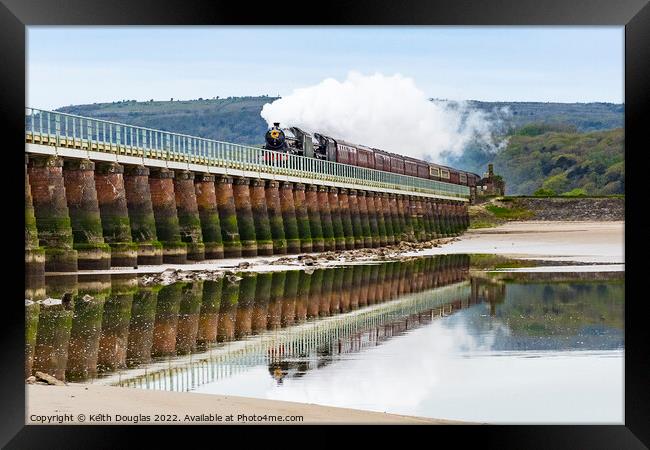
[27,26,624,110]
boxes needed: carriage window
[429,167,440,177]
[460,173,467,183]
[440,169,450,179]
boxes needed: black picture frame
[2,0,647,447]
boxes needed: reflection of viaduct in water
[26,255,502,390]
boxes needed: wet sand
[416,221,624,264]
[26,384,465,425]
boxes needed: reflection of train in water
[266,295,480,385]
[264,122,482,197]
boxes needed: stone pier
[338,188,355,250]
[232,177,258,257]
[28,155,78,272]
[214,175,242,258]
[328,187,346,251]
[25,157,45,283]
[194,173,224,260]
[249,178,274,256]
[123,166,164,265]
[432,201,443,238]
[421,199,432,240]
[148,168,187,263]
[317,185,336,251]
[389,194,402,243]
[95,162,138,267]
[380,193,395,245]
[348,189,364,249]
[402,196,415,242]
[279,182,301,254]
[62,159,112,269]
[174,171,205,261]
[293,183,313,253]
[413,196,426,242]
[366,191,380,248]
[357,191,373,248]
[305,184,325,252]
[424,198,438,239]
[395,195,408,242]
[264,180,287,255]
[439,201,450,237]
[448,201,456,236]
[374,193,388,247]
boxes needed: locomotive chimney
[273,122,280,128]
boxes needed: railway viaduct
[25,108,470,281]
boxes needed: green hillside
[505,128,623,195]
[451,126,624,195]
[55,97,624,195]
[465,100,623,133]
[57,96,277,145]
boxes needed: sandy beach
[29,220,623,425]
[414,221,624,264]
[26,384,464,425]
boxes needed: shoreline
[45,221,624,281]
[28,220,623,425]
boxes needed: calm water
[25,255,624,424]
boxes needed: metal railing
[25,108,470,200]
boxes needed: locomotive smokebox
[264,123,286,150]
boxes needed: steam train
[263,123,481,198]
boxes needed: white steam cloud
[261,72,504,163]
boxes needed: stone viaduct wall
[25,155,470,278]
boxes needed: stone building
[477,164,506,196]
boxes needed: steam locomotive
[264,122,482,197]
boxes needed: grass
[485,204,535,220]
[468,199,535,229]
[502,194,625,199]
[468,220,499,229]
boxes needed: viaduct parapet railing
[25,108,469,201]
